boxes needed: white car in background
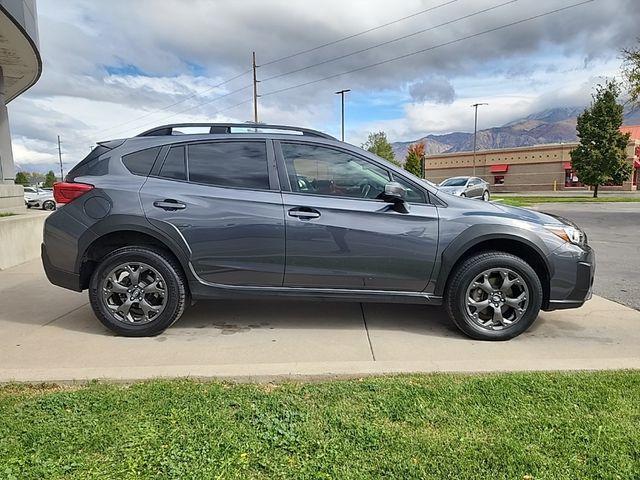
[23,186,57,210]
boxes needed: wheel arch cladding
[78,223,191,291]
[435,226,552,307]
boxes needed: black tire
[482,190,490,201]
[26,204,31,209]
[89,246,188,336]
[460,193,466,198]
[43,200,56,211]
[444,251,543,341]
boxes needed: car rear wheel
[482,190,490,201]
[43,200,56,211]
[444,251,542,340]
[89,246,187,336]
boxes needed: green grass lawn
[0,212,16,218]
[494,195,640,207]
[1,372,639,479]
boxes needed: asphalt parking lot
[533,202,640,310]
[1,201,639,383]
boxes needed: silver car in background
[439,176,490,201]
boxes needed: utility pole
[57,135,64,181]
[335,89,351,142]
[252,51,259,124]
[471,103,488,176]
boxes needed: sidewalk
[1,259,639,383]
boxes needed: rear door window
[187,141,269,190]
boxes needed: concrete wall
[0,211,46,270]
[0,183,25,213]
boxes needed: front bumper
[544,242,595,311]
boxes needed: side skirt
[187,265,442,305]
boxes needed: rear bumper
[544,244,595,311]
[41,243,82,292]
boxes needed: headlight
[545,225,586,245]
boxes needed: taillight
[53,182,94,204]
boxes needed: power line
[261,0,594,99]
[94,69,252,136]
[260,0,459,68]
[261,0,518,83]
[102,85,253,138]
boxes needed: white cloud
[7,0,640,169]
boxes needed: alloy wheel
[464,267,529,330]
[101,262,167,325]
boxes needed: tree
[570,81,631,198]
[14,171,29,186]
[362,131,399,165]
[404,142,425,177]
[44,170,57,188]
[621,42,640,107]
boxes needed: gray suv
[42,123,594,340]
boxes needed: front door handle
[288,207,321,219]
[153,199,186,211]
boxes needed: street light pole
[471,103,488,176]
[335,89,350,141]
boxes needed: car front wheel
[89,246,188,336]
[444,251,542,340]
[482,190,490,201]
[43,200,56,211]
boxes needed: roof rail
[136,123,335,140]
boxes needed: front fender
[432,224,553,297]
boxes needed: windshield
[440,178,467,187]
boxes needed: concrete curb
[2,357,640,385]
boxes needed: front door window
[281,143,390,200]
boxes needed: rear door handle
[153,199,186,211]
[288,207,321,219]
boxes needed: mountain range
[391,106,640,160]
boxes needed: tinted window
[159,146,186,181]
[391,174,426,203]
[440,177,467,187]
[281,143,390,199]
[122,147,161,176]
[187,142,269,189]
[66,145,112,180]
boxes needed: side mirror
[382,182,409,213]
[383,181,406,201]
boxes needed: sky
[7,0,640,172]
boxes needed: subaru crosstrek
[42,123,595,340]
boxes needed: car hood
[492,203,569,227]
[434,191,571,227]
